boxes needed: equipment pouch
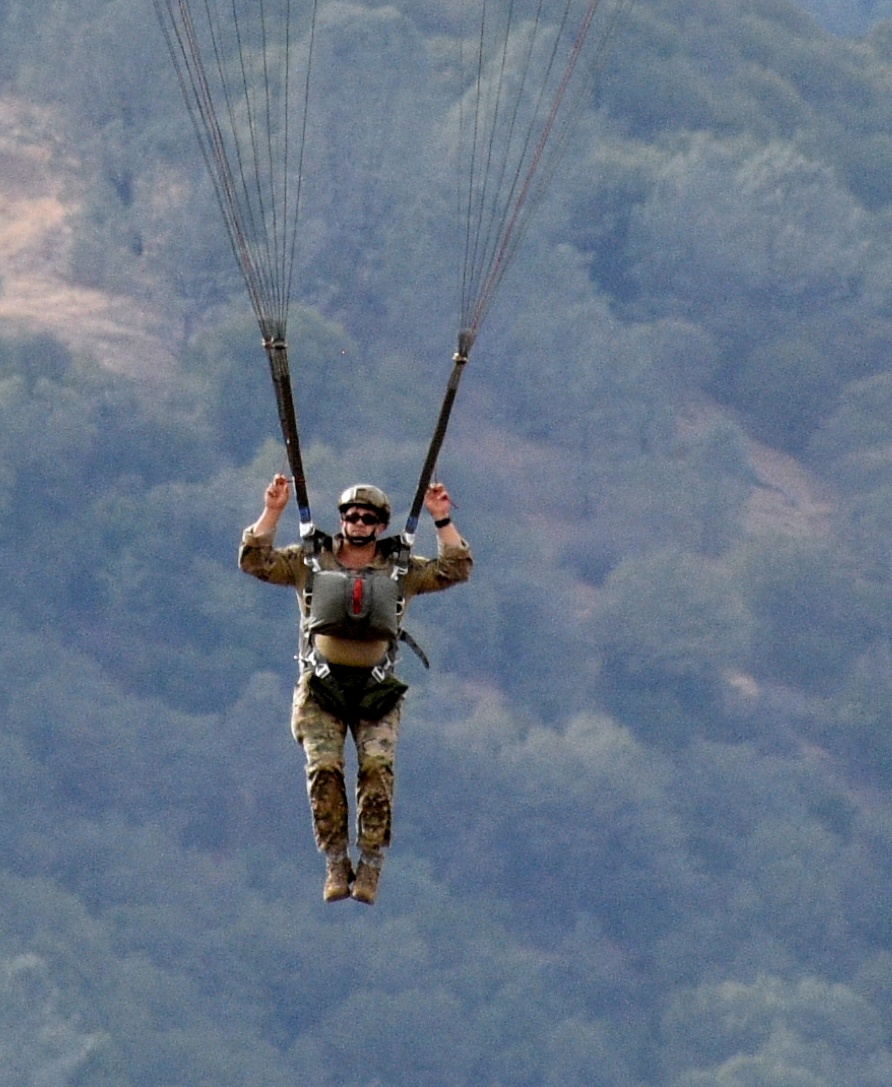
[307,570,402,641]
[308,671,407,722]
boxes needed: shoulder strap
[300,529,330,608]
[399,629,430,669]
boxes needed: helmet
[337,484,391,523]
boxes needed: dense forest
[3,0,892,1083]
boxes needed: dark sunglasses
[342,511,380,526]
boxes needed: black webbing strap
[403,330,474,539]
[399,629,430,669]
[263,337,313,532]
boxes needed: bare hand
[424,482,453,521]
[265,474,291,513]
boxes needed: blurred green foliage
[1,0,892,1084]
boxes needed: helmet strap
[343,530,378,548]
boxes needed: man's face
[341,505,383,546]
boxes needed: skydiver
[239,476,472,905]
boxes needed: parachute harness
[298,535,428,684]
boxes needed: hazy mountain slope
[0,97,175,375]
[2,1,892,1085]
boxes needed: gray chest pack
[305,568,403,641]
[299,534,429,679]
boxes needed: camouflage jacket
[238,526,473,614]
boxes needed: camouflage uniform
[239,527,472,864]
[290,669,400,856]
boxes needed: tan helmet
[337,484,391,523]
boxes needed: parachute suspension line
[226,0,282,332]
[282,0,318,324]
[507,0,633,270]
[243,0,281,329]
[170,0,272,327]
[472,0,595,334]
[459,0,509,332]
[154,0,265,328]
[154,0,319,526]
[460,0,548,341]
[458,0,628,346]
[153,0,317,342]
[514,0,625,215]
[496,0,634,252]
[226,0,299,336]
[457,17,477,342]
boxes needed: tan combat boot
[323,855,353,902]
[351,855,382,905]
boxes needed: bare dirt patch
[678,399,834,539]
[743,438,834,538]
[0,97,176,376]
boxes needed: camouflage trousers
[290,670,402,856]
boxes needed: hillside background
[3,0,892,1084]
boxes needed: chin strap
[343,534,378,547]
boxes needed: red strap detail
[351,576,364,615]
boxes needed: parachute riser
[263,337,315,538]
[402,333,473,540]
